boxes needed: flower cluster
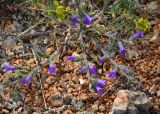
[89,64,97,75]
[48,64,56,75]
[71,16,79,26]
[4,65,16,73]
[108,69,117,79]
[118,43,126,56]
[67,55,78,61]
[21,75,31,85]
[133,31,144,39]
[79,67,87,73]
[99,57,105,64]
[71,15,94,26]
[95,79,107,94]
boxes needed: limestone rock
[109,90,152,114]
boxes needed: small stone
[79,79,88,86]
[13,21,23,32]
[2,109,9,114]
[23,111,29,114]
[63,110,73,114]
[110,90,129,113]
[72,100,84,111]
[98,69,102,74]
[92,103,99,111]
[157,91,160,97]
[98,105,105,112]
[60,82,67,89]
[145,86,150,90]
[2,36,16,50]
[58,87,64,93]
[48,92,63,107]
[89,84,95,93]
[154,105,159,110]
[63,94,73,105]
[23,106,33,114]
[17,101,23,107]
[80,94,89,101]
[5,102,14,110]
[12,111,18,114]
[67,88,74,93]
[17,107,23,112]
[33,112,39,114]
[46,77,54,85]
[149,84,157,95]
[25,97,32,104]
[142,41,150,48]
[27,58,35,64]
[44,83,49,89]
[46,47,53,54]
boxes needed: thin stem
[16,17,46,39]
[32,48,48,110]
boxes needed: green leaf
[56,5,65,15]
[135,18,150,32]
[14,70,21,78]
[9,91,21,102]
[66,6,72,13]
[53,0,59,6]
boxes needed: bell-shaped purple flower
[71,16,79,26]
[89,64,97,75]
[118,43,126,56]
[79,67,87,73]
[108,69,117,79]
[21,75,31,85]
[99,57,105,64]
[67,55,77,61]
[83,15,94,25]
[95,85,103,94]
[48,64,56,75]
[4,65,16,73]
[96,79,107,87]
[133,31,144,39]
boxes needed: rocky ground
[0,1,160,114]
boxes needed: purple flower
[48,64,56,75]
[83,15,94,25]
[71,16,79,26]
[96,79,107,87]
[99,57,105,64]
[21,75,31,85]
[4,65,16,73]
[95,85,103,94]
[133,31,144,39]
[67,55,78,61]
[89,64,97,75]
[79,67,87,73]
[108,69,117,79]
[118,43,126,56]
